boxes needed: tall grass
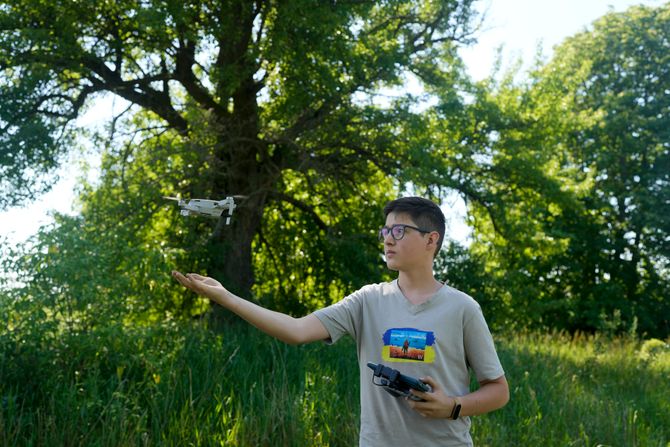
[1,320,359,446]
[475,332,670,446]
[1,321,668,446]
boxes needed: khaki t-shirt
[314,280,505,447]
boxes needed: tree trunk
[208,190,266,299]
[206,76,274,300]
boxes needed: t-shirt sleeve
[313,286,366,344]
[462,303,505,382]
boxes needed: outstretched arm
[172,271,329,345]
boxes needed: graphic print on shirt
[382,328,435,363]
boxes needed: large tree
[546,4,670,334]
[1,0,479,298]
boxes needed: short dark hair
[383,196,446,257]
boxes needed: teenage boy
[172,196,508,446]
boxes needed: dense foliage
[437,4,670,337]
[1,0,479,302]
[1,3,668,335]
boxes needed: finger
[408,397,426,409]
[408,393,436,411]
[409,389,426,403]
[172,271,187,283]
[187,274,209,288]
[420,376,440,392]
[173,272,196,289]
[185,274,204,284]
[406,399,427,416]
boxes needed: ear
[425,231,440,251]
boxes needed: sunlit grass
[1,322,668,446]
[475,332,670,446]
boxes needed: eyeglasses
[378,224,431,242]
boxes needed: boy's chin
[385,260,400,271]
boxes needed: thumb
[420,376,439,391]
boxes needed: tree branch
[174,37,230,118]
[270,192,328,231]
[82,54,189,133]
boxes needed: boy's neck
[397,270,442,305]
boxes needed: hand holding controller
[367,362,433,401]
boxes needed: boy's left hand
[406,376,455,419]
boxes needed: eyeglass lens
[379,225,405,241]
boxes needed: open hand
[172,271,229,306]
[406,376,456,419]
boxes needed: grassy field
[475,332,670,446]
[1,320,668,446]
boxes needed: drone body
[165,196,237,224]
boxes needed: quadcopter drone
[164,196,237,225]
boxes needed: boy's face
[382,212,434,272]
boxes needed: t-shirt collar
[393,279,445,314]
